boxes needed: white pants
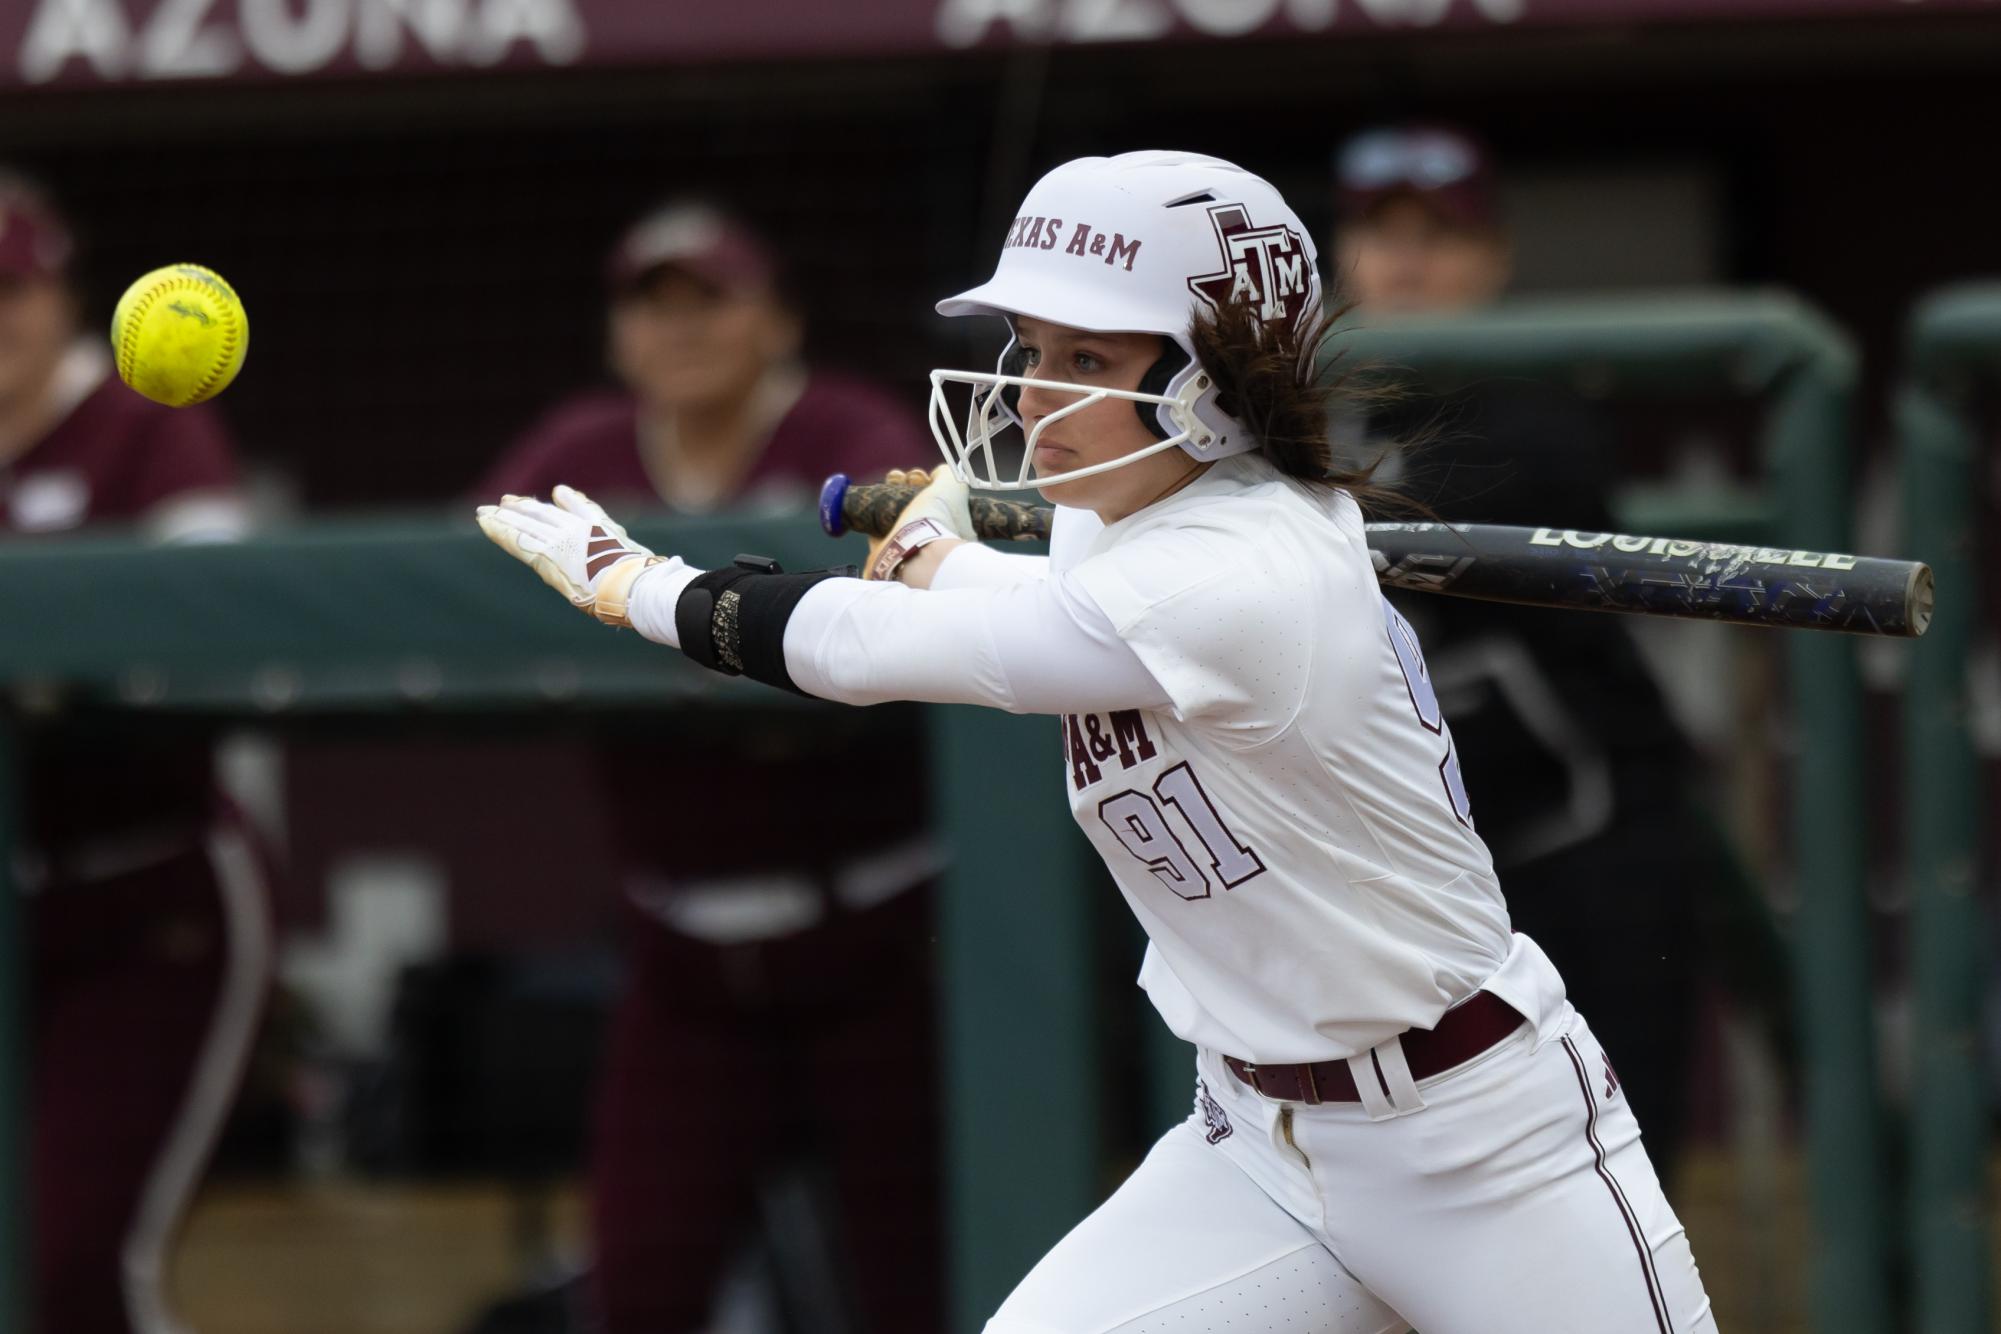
[987,1006,1715,1334]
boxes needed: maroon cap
[604,202,777,296]
[1334,126,1499,230]
[0,179,73,281]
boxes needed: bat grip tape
[674,555,854,695]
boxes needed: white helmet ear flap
[1161,358,1239,462]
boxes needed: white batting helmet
[930,151,1323,491]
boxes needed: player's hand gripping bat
[819,474,1932,638]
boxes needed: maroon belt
[1223,991,1525,1106]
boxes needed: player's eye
[1071,352,1103,374]
[1017,346,1041,369]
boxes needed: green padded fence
[1898,282,1999,1334]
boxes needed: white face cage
[926,367,1214,492]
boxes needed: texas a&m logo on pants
[1186,203,1313,327]
[1196,1079,1233,1144]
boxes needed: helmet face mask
[928,150,1321,493]
[927,361,1214,492]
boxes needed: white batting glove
[476,484,669,627]
[865,466,975,581]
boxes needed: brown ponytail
[1187,298,1425,520]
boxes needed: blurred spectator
[486,200,917,515]
[1332,126,1711,1182]
[1335,125,1510,315]
[475,201,941,1334]
[0,173,270,1334]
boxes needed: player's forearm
[626,560,1007,702]
[478,488,1173,720]
[629,557,1165,713]
[624,559,705,647]
[783,577,1169,713]
[781,580,1026,708]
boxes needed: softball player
[480,151,1715,1334]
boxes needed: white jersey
[1046,455,1517,1061]
[633,453,1565,1063]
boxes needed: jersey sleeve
[762,571,1171,714]
[931,500,1100,589]
[621,553,1163,713]
[1046,504,1103,570]
[931,543,1049,590]
[1067,524,1321,749]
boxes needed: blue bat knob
[818,473,852,538]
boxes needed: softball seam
[116,266,245,407]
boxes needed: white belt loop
[1371,1034,1428,1115]
[1344,1050,1398,1122]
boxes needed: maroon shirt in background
[477,372,929,510]
[0,373,238,536]
[477,370,935,883]
[1,368,242,858]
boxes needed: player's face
[609,267,801,420]
[1335,195,1510,315]
[1012,317,1198,520]
[0,273,74,410]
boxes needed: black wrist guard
[674,555,855,695]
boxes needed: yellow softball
[110,264,249,408]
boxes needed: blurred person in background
[0,173,269,1334]
[1334,126,1511,317]
[1331,126,1710,1182]
[475,200,941,1334]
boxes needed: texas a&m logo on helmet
[1186,203,1314,328]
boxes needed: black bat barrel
[1366,523,1933,638]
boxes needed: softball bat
[818,474,1932,638]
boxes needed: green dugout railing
[1898,283,1998,1334]
[1312,291,1886,1334]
